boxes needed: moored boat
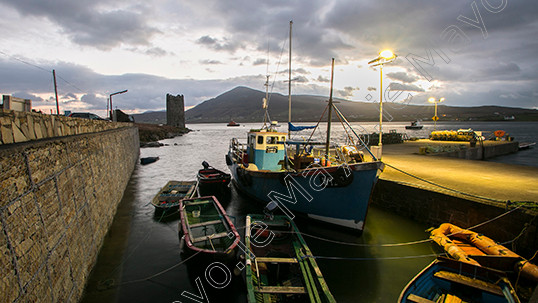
[399,257,520,303]
[227,37,383,233]
[244,214,336,303]
[179,196,240,262]
[430,223,538,282]
[151,180,197,212]
[197,161,231,196]
[405,120,423,130]
[228,120,240,127]
[140,156,159,165]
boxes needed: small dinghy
[197,161,231,196]
[151,181,197,212]
[405,120,423,130]
[430,223,538,282]
[244,213,336,303]
[179,196,239,262]
[140,156,159,165]
[399,257,520,303]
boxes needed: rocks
[140,141,164,148]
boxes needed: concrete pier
[371,140,538,257]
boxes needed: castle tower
[166,94,185,128]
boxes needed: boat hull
[179,196,240,263]
[228,154,383,233]
[399,257,520,303]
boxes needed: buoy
[494,130,505,137]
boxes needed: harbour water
[82,121,537,303]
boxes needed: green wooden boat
[244,214,336,303]
[151,180,197,211]
[179,196,240,261]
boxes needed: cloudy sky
[1,0,536,117]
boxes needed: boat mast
[263,75,270,128]
[287,20,292,139]
[325,58,335,159]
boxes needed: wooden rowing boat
[179,196,239,261]
[430,223,538,282]
[244,214,336,303]
[151,180,197,212]
[399,257,520,303]
[198,161,231,196]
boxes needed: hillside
[133,86,538,123]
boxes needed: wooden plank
[256,286,306,294]
[184,200,212,206]
[407,294,435,303]
[433,271,503,296]
[189,220,222,228]
[192,232,229,243]
[255,257,298,264]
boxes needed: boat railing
[230,138,246,163]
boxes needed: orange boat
[430,223,538,282]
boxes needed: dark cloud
[337,86,357,98]
[388,82,425,92]
[199,59,222,65]
[11,91,43,101]
[367,86,377,91]
[253,58,268,66]
[1,0,160,50]
[196,35,244,52]
[386,71,419,83]
[317,75,329,82]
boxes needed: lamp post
[368,49,396,159]
[109,90,128,121]
[428,97,445,131]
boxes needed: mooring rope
[237,205,524,248]
[301,253,444,261]
[113,251,202,287]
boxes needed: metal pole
[53,70,60,115]
[325,58,335,159]
[109,95,113,120]
[434,102,438,131]
[287,20,292,139]
[379,65,383,147]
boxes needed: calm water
[82,121,537,303]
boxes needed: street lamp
[368,49,397,159]
[109,90,128,121]
[428,97,445,131]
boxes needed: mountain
[132,86,538,123]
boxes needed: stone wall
[0,109,130,145]
[430,141,519,160]
[372,179,538,257]
[0,126,139,302]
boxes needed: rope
[302,253,443,261]
[238,205,524,248]
[117,251,202,286]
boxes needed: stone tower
[166,94,185,128]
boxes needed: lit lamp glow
[428,97,445,131]
[368,49,397,159]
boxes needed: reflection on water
[83,122,536,303]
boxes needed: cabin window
[257,136,264,144]
[266,136,278,144]
[281,136,285,142]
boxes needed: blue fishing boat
[225,25,383,234]
[399,257,520,303]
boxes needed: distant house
[1,95,32,112]
[504,115,515,120]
